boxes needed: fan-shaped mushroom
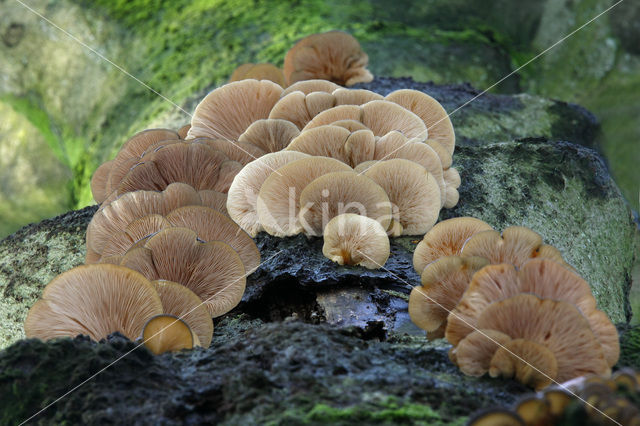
[280,79,341,97]
[332,88,383,105]
[238,119,300,153]
[269,91,337,129]
[142,314,195,355]
[286,125,375,167]
[489,339,558,391]
[322,214,390,269]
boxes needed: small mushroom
[322,213,390,269]
[188,79,284,140]
[238,119,300,153]
[90,160,115,204]
[142,314,195,355]
[269,91,337,130]
[280,79,342,97]
[283,31,373,86]
[332,88,383,105]
[298,171,392,236]
[412,217,494,275]
[256,156,352,237]
[489,339,559,391]
[24,264,163,341]
[513,396,552,426]
[229,63,286,87]
[467,410,524,426]
[452,329,512,376]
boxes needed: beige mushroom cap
[452,328,512,376]
[330,119,369,132]
[101,214,171,259]
[281,79,342,97]
[477,294,610,383]
[322,213,390,269]
[229,63,286,87]
[91,160,115,204]
[408,256,489,334]
[227,151,310,237]
[283,30,373,87]
[413,217,493,275]
[443,167,461,209]
[152,280,213,348]
[385,89,455,155]
[489,339,558,390]
[142,314,195,355]
[120,227,246,317]
[188,79,284,140]
[363,159,441,235]
[238,119,300,153]
[116,129,181,161]
[303,101,428,140]
[269,91,337,130]
[332,88,383,105]
[24,264,163,341]
[298,171,392,236]
[256,156,352,236]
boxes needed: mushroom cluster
[229,30,373,88]
[468,369,640,425]
[409,219,619,389]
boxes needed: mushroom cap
[298,171,392,236]
[283,30,373,86]
[372,131,446,204]
[467,410,525,426]
[460,226,567,268]
[152,280,213,348]
[477,294,610,382]
[101,214,172,259]
[269,91,336,130]
[86,183,208,258]
[452,328,513,376]
[385,89,455,155]
[116,128,181,162]
[362,159,441,235]
[116,142,237,195]
[177,124,191,139]
[281,79,342,97]
[238,118,300,153]
[142,314,195,355]
[513,396,552,425]
[229,63,286,87]
[303,100,428,140]
[256,156,352,236]
[408,256,489,333]
[322,213,390,269]
[104,156,141,199]
[197,190,228,215]
[442,167,461,209]
[425,139,452,169]
[332,88,383,105]
[542,389,573,418]
[343,128,376,167]
[187,79,284,140]
[413,217,493,275]
[227,151,310,237]
[24,264,163,341]
[489,339,558,390]
[165,205,261,274]
[120,227,246,317]
[91,160,115,204]
[330,119,369,132]
[190,137,266,166]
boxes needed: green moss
[618,325,640,370]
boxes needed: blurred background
[0,0,638,310]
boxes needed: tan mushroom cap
[229,63,286,87]
[330,119,369,132]
[467,410,525,426]
[363,159,441,235]
[385,89,455,155]
[269,91,336,130]
[445,260,610,350]
[443,167,461,209]
[371,132,445,205]
[142,314,195,355]
[238,119,301,153]
[256,156,352,236]
[489,339,558,391]
[101,214,172,259]
[332,88,383,105]
[120,227,246,317]
[343,129,376,167]
[303,101,428,140]
[105,156,140,199]
[408,256,489,334]
[24,264,163,341]
[281,79,342,97]
[165,205,261,274]
[117,142,235,195]
[177,124,191,139]
[283,30,373,87]
[298,171,392,236]
[86,183,206,259]
[188,79,284,141]
[460,226,567,269]
[116,128,181,162]
[322,213,390,269]
[91,160,115,204]
[477,294,610,383]
[452,329,512,376]
[426,139,452,169]
[152,280,213,348]
[191,137,266,166]
[413,217,493,275]
[197,190,228,215]
[227,151,310,237]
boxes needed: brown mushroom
[90,160,114,204]
[513,396,552,425]
[452,328,513,376]
[142,314,195,355]
[256,156,352,236]
[24,264,163,341]
[283,31,373,86]
[298,171,392,236]
[363,159,441,235]
[227,151,310,237]
[120,227,246,317]
[238,119,301,153]
[467,410,524,426]
[412,217,494,275]
[280,79,341,97]
[322,213,390,269]
[188,79,284,140]
[269,91,337,130]
[489,339,559,390]
[101,214,171,259]
[177,124,191,139]
[229,62,286,87]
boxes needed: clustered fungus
[468,368,640,425]
[409,219,620,390]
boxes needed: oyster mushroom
[280,79,341,97]
[286,125,375,167]
[142,314,196,355]
[238,119,300,153]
